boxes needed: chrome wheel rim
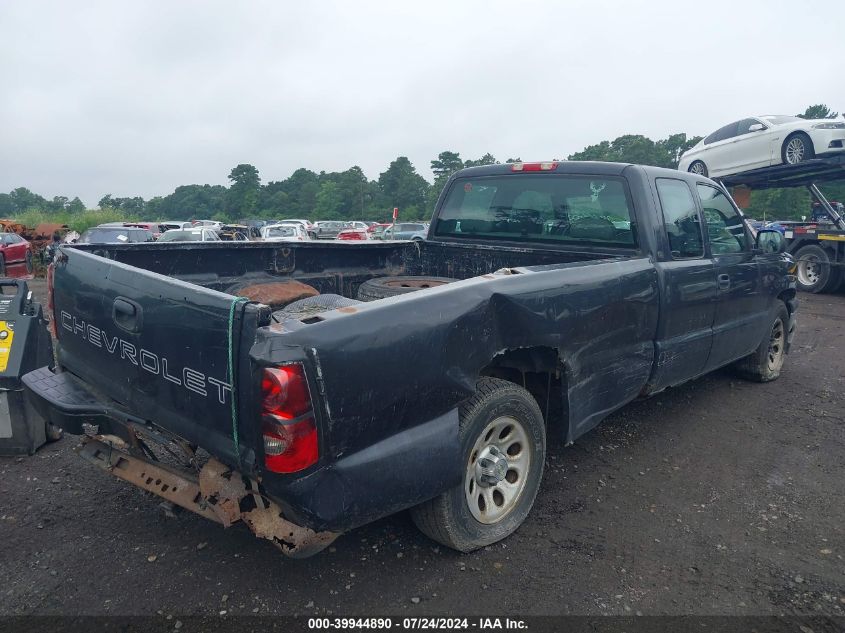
[797,255,821,287]
[465,416,532,524]
[785,138,805,164]
[767,318,785,372]
[689,162,705,175]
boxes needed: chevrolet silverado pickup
[24,161,797,557]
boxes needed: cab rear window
[432,175,636,247]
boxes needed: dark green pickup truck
[25,161,796,557]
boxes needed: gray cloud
[1,0,842,206]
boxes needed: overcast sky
[1,0,843,206]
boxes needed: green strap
[227,296,250,466]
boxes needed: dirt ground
[1,280,843,617]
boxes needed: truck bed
[77,239,619,299]
[44,238,653,530]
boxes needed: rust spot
[199,458,247,527]
[79,440,338,558]
[198,458,337,556]
[337,306,358,314]
[235,281,318,308]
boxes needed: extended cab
[24,162,797,557]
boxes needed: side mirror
[756,228,785,253]
[748,123,765,132]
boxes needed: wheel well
[795,241,838,260]
[479,346,568,436]
[778,288,797,312]
[783,130,814,152]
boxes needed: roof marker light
[510,162,559,172]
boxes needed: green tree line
[3,103,841,225]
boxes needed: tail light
[260,364,318,473]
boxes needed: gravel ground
[1,280,843,617]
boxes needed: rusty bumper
[78,438,338,558]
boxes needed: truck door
[648,178,717,391]
[696,183,768,370]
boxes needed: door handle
[717,274,731,290]
[112,297,143,333]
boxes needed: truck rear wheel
[794,244,840,293]
[410,377,546,553]
[734,303,789,382]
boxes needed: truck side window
[656,178,703,258]
[696,185,747,254]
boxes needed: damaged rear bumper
[79,437,337,558]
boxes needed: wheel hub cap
[465,416,532,525]
[798,256,820,286]
[786,139,805,164]
[767,319,785,371]
[476,445,509,486]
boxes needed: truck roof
[452,160,690,180]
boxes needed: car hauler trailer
[720,155,845,293]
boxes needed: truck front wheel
[794,244,840,293]
[410,377,546,552]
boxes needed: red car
[336,228,368,240]
[0,232,33,275]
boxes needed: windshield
[760,115,802,125]
[159,230,202,242]
[432,175,636,248]
[263,226,297,238]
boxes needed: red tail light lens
[262,366,311,418]
[261,365,318,473]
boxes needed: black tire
[688,160,708,177]
[782,132,815,165]
[410,377,546,553]
[0,254,6,277]
[25,251,33,274]
[734,303,790,382]
[794,244,840,293]
[357,275,457,301]
[308,232,317,240]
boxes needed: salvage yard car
[260,223,309,242]
[680,115,845,178]
[381,222,427,240]
[24,161,797,558]
[310,220,347,239]
[336,227,369,240]
[0,231,34,275]
[157,228,221,242]
[77,225,155,244]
